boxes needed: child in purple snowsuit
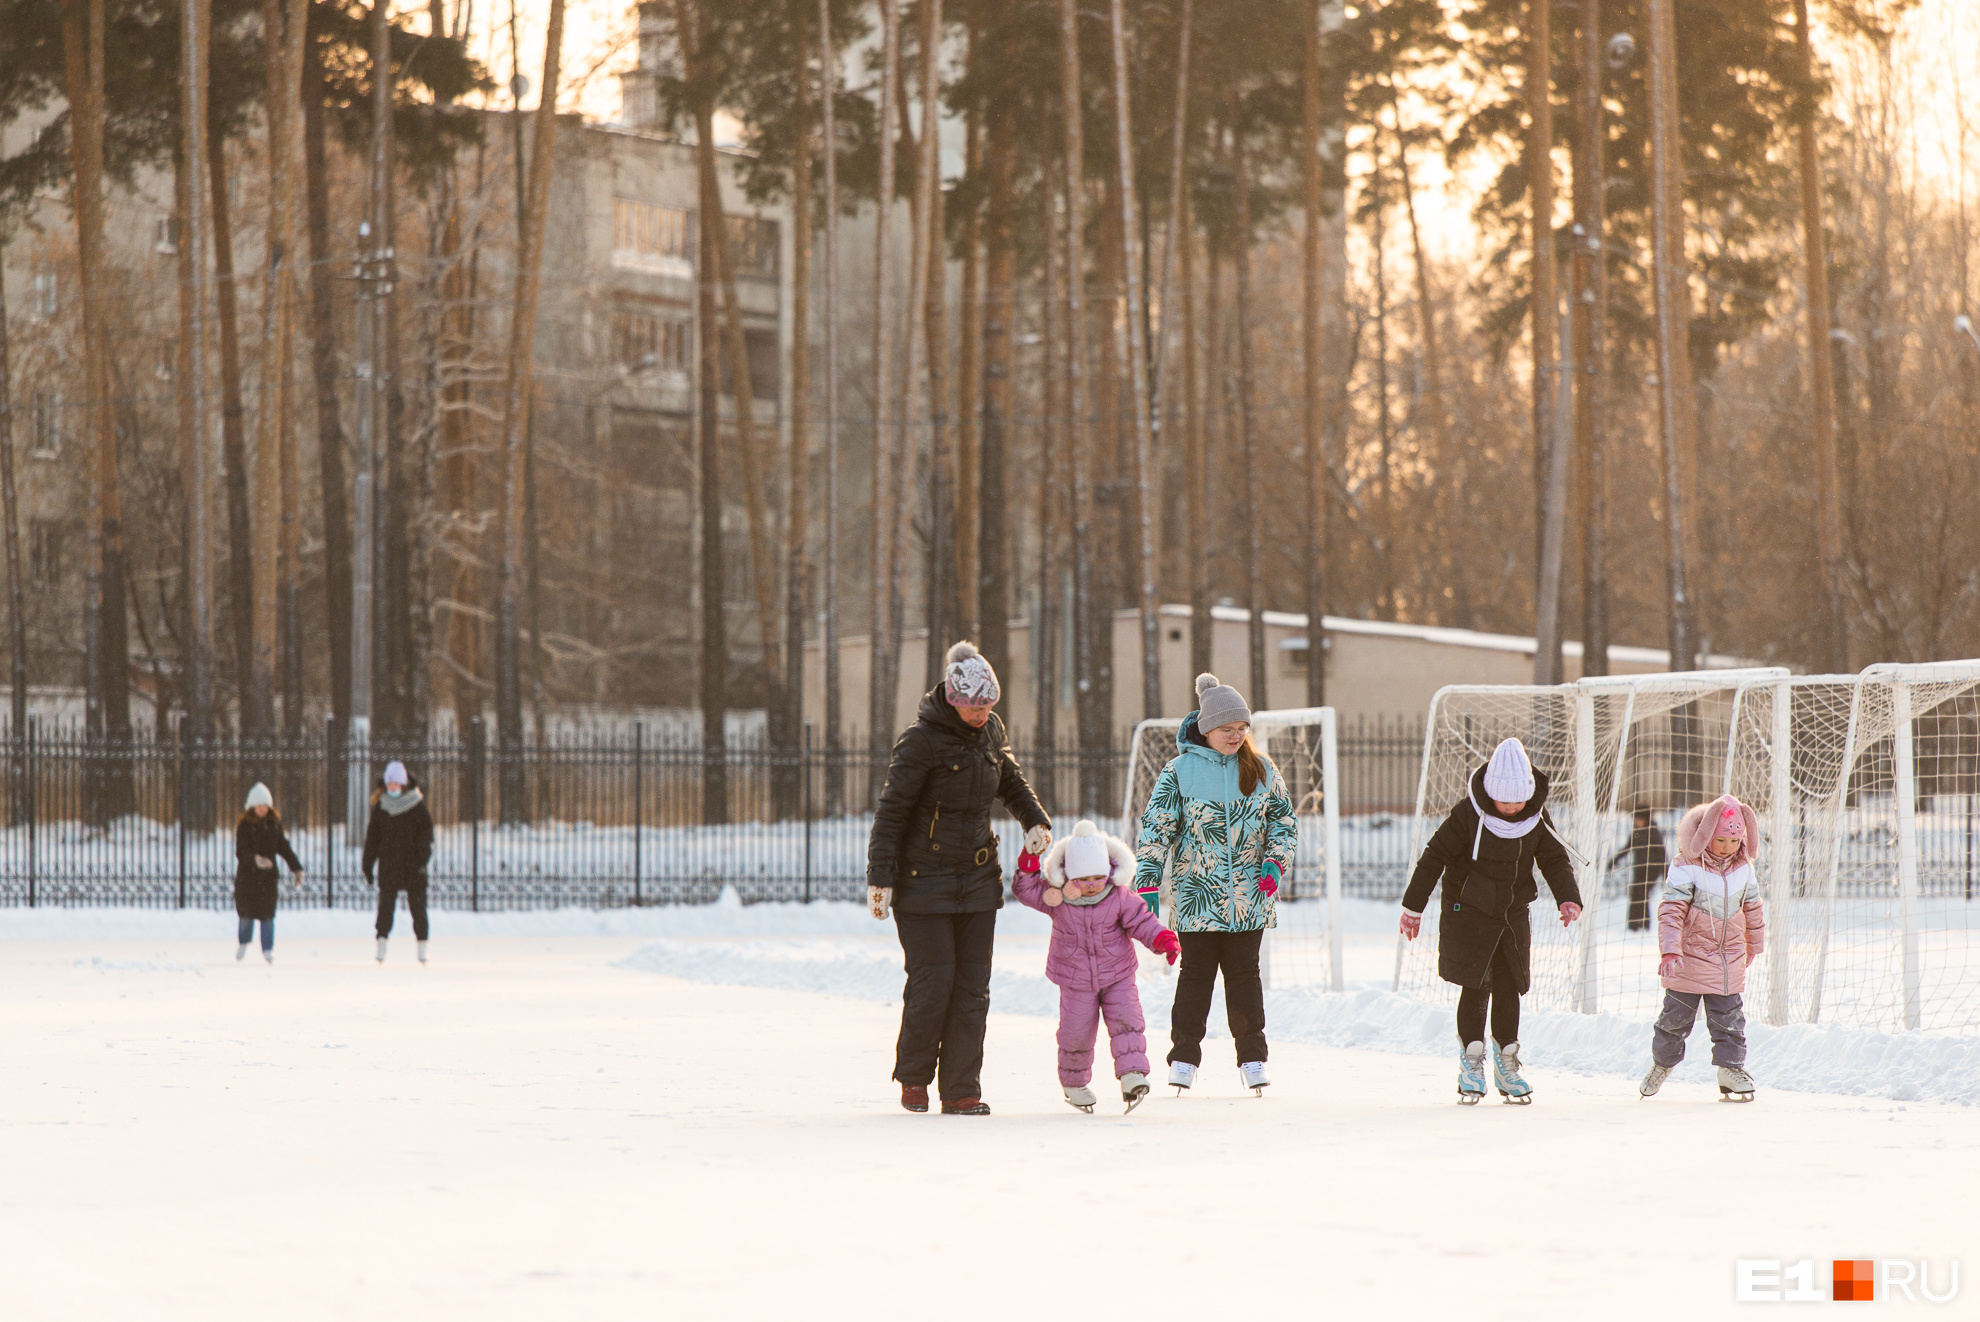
[1013,819,1180,1112]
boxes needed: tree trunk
[782,20,812,820]
[1107,0,1160,721]
[1371,174,1394,619]
[977,85,1016,691]
[495,0,565,818]
[891,0,938,704]
[1646,0,1696,670]
[1181,190,1209,684]
[918,89,948,691]
[1230,118,1265,709]
[1390,83,1452,631]
[816,0,842,811]
[1036,170,1063,786]
[1301,0,1325,703]
[208,133,253,730]
[302,16,353,738]
[1793,0,1848,673]
[1572,0,1609,676]
[954,59,982,642]
[1528,0,1567,685]
[0,248,28,805]
[1057,0,1101,808]
[867,0,900,779]
[1315,0,1348,670]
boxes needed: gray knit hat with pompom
[943,641,1001,707]
[1194,672,1251,734]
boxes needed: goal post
[1121,706,1343,992]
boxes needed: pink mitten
[1017,851,1041,874]
[1042,887,1065,907]
[1257,875,1278,898]
[1399,911,1422,940]
[1558,901,1583,927]
[1658,953,1682,979]
[1151,929,1180,965]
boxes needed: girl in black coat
[235,782,304,963]
[866,642,1051,1115]
[1399,738,1582,1103]
[362,759,436,963]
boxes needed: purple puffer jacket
[1012,829,1170,990]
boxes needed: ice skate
[899,1084,929,1113]
[417,940,429,965]
[1491,1041,1533,1104]
[262,950,274,965]
[236,943,249,962]
[1168,1061,1196,1094]
[1457,1040,1487,1104]
[1120,1073,1150,1113]
[1063,1084,1097,1113]
[375,938,388,963]
[1718,1066,1756,1102]
[1239,1061,1270,1095]
[1639,1063,1672,1099]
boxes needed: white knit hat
[244,782,273,811]
[943,641,1001,707]
[383,760,409,786]
[1481,738,1536,801]
[1062,820,1110,880]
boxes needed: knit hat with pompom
[943,641,1001,707]
[1062,819,1110,880]
[1194,672,1251,735]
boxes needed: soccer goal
[1724,662,1980,1032]
[1122,707,1344,991]
[1392,669,1790,1023]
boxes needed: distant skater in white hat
[362,760,435,964]
[234,782,304,963]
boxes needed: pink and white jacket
[1657,796,1767,996]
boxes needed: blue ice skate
[1491,1040,1533,1104]
[1457,1040,1487,1104]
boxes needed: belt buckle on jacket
[974,846,990,867]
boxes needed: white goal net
[1123,707,1343,991]
[1393,669,1790,1022]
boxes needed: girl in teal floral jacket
[1133,673,1297,1094]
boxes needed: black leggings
[1455,939,1521,1047]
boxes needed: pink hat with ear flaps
[1677,794,1760,864]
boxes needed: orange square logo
[1833,1260,1876,1301]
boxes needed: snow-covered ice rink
[3,898,1976,1320]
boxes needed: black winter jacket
[234,812,304,921]
[1401,766,1582,992]
[361,779,435,888]
[866,688,1050,914]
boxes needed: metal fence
[0,716,1427,910]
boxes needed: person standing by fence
[364,761,435,964]
[868,642,1052,1116]
[1610,806,1669,932]
[235,782,304,963]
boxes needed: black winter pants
[1627,872,1655,931]
[376,879,430,940]
[1455,937,1521,1047]
[1168,929,1267,1067]
[892,909,996,1101]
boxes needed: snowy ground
[3,900,1976,1319]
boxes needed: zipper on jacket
[929,803,940,838]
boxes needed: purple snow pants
[1057,977,1151,1086]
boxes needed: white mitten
[868,886,893,921]
[1024,825,1052,857]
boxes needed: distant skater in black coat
[1609,807,1669,931]
[235,782,304,963]
[362,759,435,964]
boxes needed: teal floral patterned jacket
[1132,714,1298,933]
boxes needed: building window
[28,520,63,588]
[725,215,778,280]
[31,268,56,319]
[611,309,689,373]
[30,394,62,458]
[716,327,779,403]
[612,198,693,266]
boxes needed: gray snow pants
[1651,989,1746,1068]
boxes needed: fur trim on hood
[1676,794,1759,867]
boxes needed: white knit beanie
[1194,672,1251,734]
[244,782,273,811]
[383,760,409,787]
[1481,738,1536,801]
[943,641,1001,707]
[1062,820,1110,880]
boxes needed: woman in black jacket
[867,642,1051,1116]
[362,760,436,964]
[1399,738,1582,1104]
[235,782,304,963]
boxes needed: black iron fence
[0,716,1428,909]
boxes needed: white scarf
[1469,784,1541,843]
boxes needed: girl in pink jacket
[1639,795,1766,1102]
[1013,820,1180,1113]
